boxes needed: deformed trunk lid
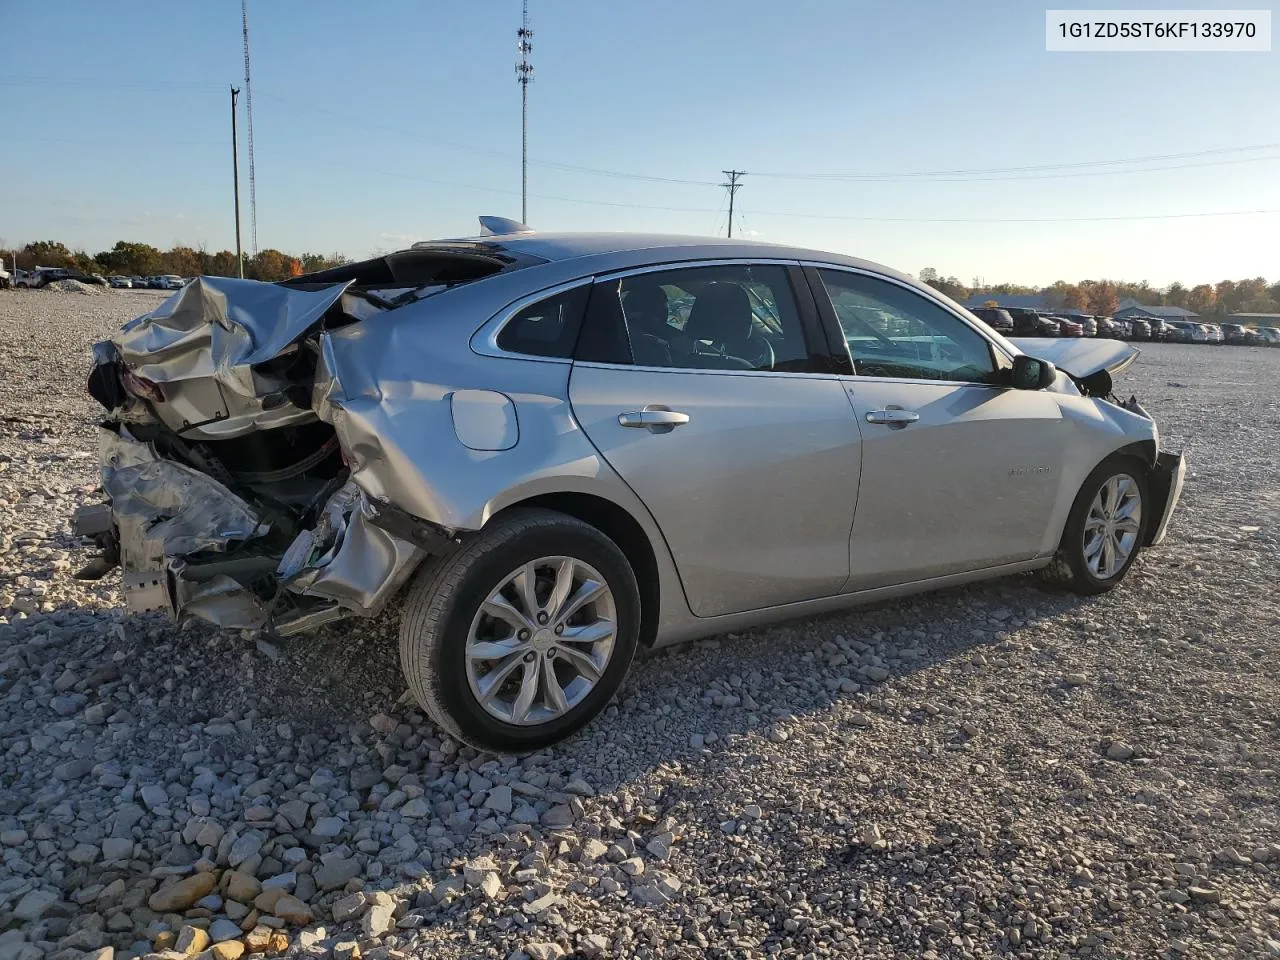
[110,276,352,438]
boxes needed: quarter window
[495,285,590,358]
[818,270,997,383]
[579,263,814,372]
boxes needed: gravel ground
[1,289,1277,960]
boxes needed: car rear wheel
[398,508,640,753]
[1041,455,1148,595]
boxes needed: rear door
[809,267,1069,591]
[567,261,862,618]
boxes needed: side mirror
[1010,354,1057,390]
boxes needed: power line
[311,159,1280,224]
[752,142,1280,180]
[4,72,1276,187]
[720,170,745,237]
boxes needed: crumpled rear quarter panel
[313,302,605,532]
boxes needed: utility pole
[230,86,244,279]
[721,170,745,238]
[516,0,534,224]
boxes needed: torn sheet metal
[109,276,353,439]
[101,427,269,565]
[278,480,424,615]
[170,572,270,630]
[100,427,274,625]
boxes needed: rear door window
[579,263,816,372]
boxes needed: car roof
[436,229,904,277]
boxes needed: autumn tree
[1087,280,1119,317]
[96,241,163,276]
[206,251,242,277]
[1187,284,1216,315]
[1164,282,1187,308]
[20,241,77,269]
[165,246,202,277]
[299,252,349,274]
[1044,281,1088,310]
[246,249,302,281]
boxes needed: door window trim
[803,263,1015,388]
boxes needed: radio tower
[516,0,533,224]
[241,0,258,255]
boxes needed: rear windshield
[282,243,547,297]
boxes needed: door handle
[618,408,690,431]
[865,409,920,425]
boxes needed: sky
[2,0,1278,287]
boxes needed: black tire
[398,508,641,753]
[1041,454,1149,595]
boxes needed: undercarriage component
[277,481,426,616]
[123,570,169,615]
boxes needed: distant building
[1113,299,1199,320]
[1229,312,1280,324]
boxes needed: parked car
[1174,321,1211,343]
[1256,326,1280,346]
[71,221,1187,751]
[109,276,133,288]
[1006,307,1059,337]
[0,257,10,289]
[129,276,146,288]
[1068,314,1098,337]
[1055,317,1085,337]
[1203,323,1224,344]
[33,267,106,287]
[1144,318,1172,340]
[1124,318,1151,341]
[13,269,33,288]
[157,275,185,290]
[968,306,1014,334]
[1222,323,1263,345]
[1094,316,1123,338]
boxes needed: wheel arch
[489,491,663,648]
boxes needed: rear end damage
[73,275,461,634]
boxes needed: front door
[811,267,1068,590]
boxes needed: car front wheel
[398,508,640,753]
[1041,454,1148,595]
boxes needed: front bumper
[1144,451,1186,546]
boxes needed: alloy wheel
[1082,474,1142,579]
[464,556,617,726]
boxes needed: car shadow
[10,564,1096,802]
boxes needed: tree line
[6,240,348,282]
[8,239,1278,317]
[919,268,1280,319]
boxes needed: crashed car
[73,219,1186,752]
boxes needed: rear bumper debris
[80,427,430,631]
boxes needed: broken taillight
[121,368,165,403]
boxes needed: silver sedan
[74,220,1185,751]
